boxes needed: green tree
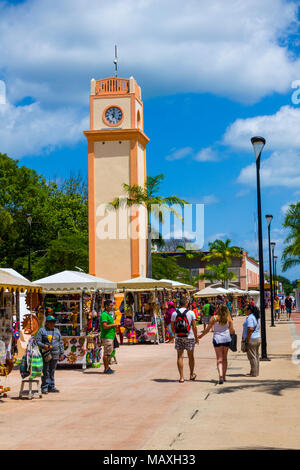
[199,261,238,288]
[108,174,187,277]
[0,153,88,279]
[152,253,191,284]
[200,239,243,288]
[282,202,300,272]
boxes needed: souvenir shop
[33,271,116,369]
[0,269,41,398]
[117,277,174,344]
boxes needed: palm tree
[282,202,300,272]
[175,244,203,283]
[201,238,243,288]
[198,261,238,288]
[108,174,187,278]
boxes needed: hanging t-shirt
[202,304,210,317]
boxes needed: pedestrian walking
[198,304,234,384]
[36,315,64,394]
[242,304,261,377]
[274,296,280,321]
[100,300,118,374]
[285,294,293,321]
[171,298,199,383]
[280,297,285,316]
[165,301,176,343]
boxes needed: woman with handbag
[198,304,235,384]
[36,315,64,394]
[242,304,261,377]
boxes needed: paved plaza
[1,311,300,450]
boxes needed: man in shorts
[101,300,118,374]
[171,298,199,383]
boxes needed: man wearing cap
[36,315,64,394]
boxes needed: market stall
[117,277,173,344]
[34,271,117,368]
[0,269,41,397]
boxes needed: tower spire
[113,45,118,77]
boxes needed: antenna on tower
[113,45,118,77]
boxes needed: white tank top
[213,316,231,344]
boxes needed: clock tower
[84,76,149,281]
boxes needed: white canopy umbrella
[117,276,173,291]
[159,279,194,290]
[227,288,247,295]
[247,290,260,296]
[216,287,230,294]
[34,270,117,292]
[194,286,224,297]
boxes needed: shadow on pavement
[215,379,300,396]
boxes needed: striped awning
[0,269,41,293]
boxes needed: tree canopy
[0,153,88,280]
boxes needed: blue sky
[0,0,300,281]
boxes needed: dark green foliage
[0,153,88,279]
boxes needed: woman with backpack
[198,304,235,384]
[242,304,261,377]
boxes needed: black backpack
[174,309,190,337]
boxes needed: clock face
[105,106,123,125]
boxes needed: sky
[0,0,300,281]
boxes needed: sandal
[190,373,197,381]
[179,379,185,383]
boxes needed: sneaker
[218,379,224,385]
[48,388,60,393]
[104,368,115,374]
[42,390,48,394]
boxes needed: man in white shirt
[171,298,199,383]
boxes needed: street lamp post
[251,136,269,361]
[274,255,278,296]
[271,242,276,296]
[27,214,32,281]
[266,215,275,327]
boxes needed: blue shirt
[242,314,260,340]
[36,327,64,360]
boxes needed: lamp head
[270,242,276,249]
[27,214,32,226]
[251,136,266,160]
[265,214,273,227]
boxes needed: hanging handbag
[42,332,54,362]
[113,337,119,349]
[42,348,53,362]
[229,333,237,352]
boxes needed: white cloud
[224,106,300,151]
[200,194,219,205]
[237,150,300,187]
[0,0,300,107]
[166,146,219,163]
[194,147,218,162]
[166,147,193,161]
[0,101,88,158]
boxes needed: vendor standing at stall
[36,315,64,394]
[100,300,118,374]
